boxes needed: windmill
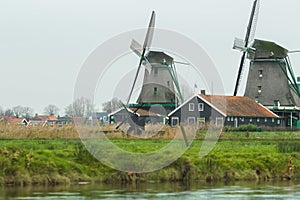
[233,0,300,127]
[112,11,187,137]
[128,11,183,108]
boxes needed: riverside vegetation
[0,124,299,186]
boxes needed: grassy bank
[0,125,299,186]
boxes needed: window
[264,118,268,122]
[171,117,179,127]
[198,103,204,111]
[240,117,245,122]
[257,118,260,122]
[198,117,205,128]
[277,119,281,125]
[272,118,275,123]
[274,100,280,107]
[198,117,205,124]
[189,103,194,111]
[259,70,263,78]
[231,117,234,122]
[250,118,253,122]
[154,87,157,95]
[234,117,238,127]
[258,86,262,94]
[227,117,230,122]
[167,81,170,87]
[188,117,196,125]
[216,117,224,127]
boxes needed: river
[1,181,300,199]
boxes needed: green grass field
[0,125,299,186]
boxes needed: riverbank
[0,126,299,186]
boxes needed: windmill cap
[146,51,173,65]
[250,39,288,59]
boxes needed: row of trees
[0,104,60,119]
[0,97,123,119]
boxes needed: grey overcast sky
[1,0,300,115]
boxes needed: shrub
[223,124,258,132]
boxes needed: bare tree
[44,104,60,116]
[12,106,33,118]
[64,104,74,117]
[4,109,14,116]
[102,98,122,113]
[23,106,34,119]
[65,97,95,117]
[12,106,24,118]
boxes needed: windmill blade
[143,10,156,50]
[233,52,247,96]
[233,37,246,52]
[249,0,260,44]
[127,11,156,105]
[244,0,260,48]
[130,39,142,57]
[233,0,260,96]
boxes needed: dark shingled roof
[199,95,278,118]
[250,39,288,59]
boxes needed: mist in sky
[1,0,300,114]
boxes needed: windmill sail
[233,0,260,96]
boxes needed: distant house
[95,112,108,124]
[109,107,166,126]
[168,94,281,127]
[56,116,73,126]
[27,115,58,127]
[0,116,28,126]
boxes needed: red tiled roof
[128,108,164,117]
[32,115,58,121]
[0,116,27,124]
[199,95,277,118]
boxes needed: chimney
[200,90,206,95]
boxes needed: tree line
[0,97,123,119]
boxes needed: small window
[189,103,194,111]
[216,117,224,127]
[277,119,281,125]
[264,118,268,122]
[259,70,263,78]
[250,118,252,122]
[231,117,234,122]
[227,117,230,122]
[154,87,158,95]
[257,118,260,122]
[188,117,196,125]
[272,118,275,123]
[198,103,204,111]
[240,117,244,122]
[171,117,179,127]
[274,100,280,107]
[258,86,262,94]
[198,117,205,124]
